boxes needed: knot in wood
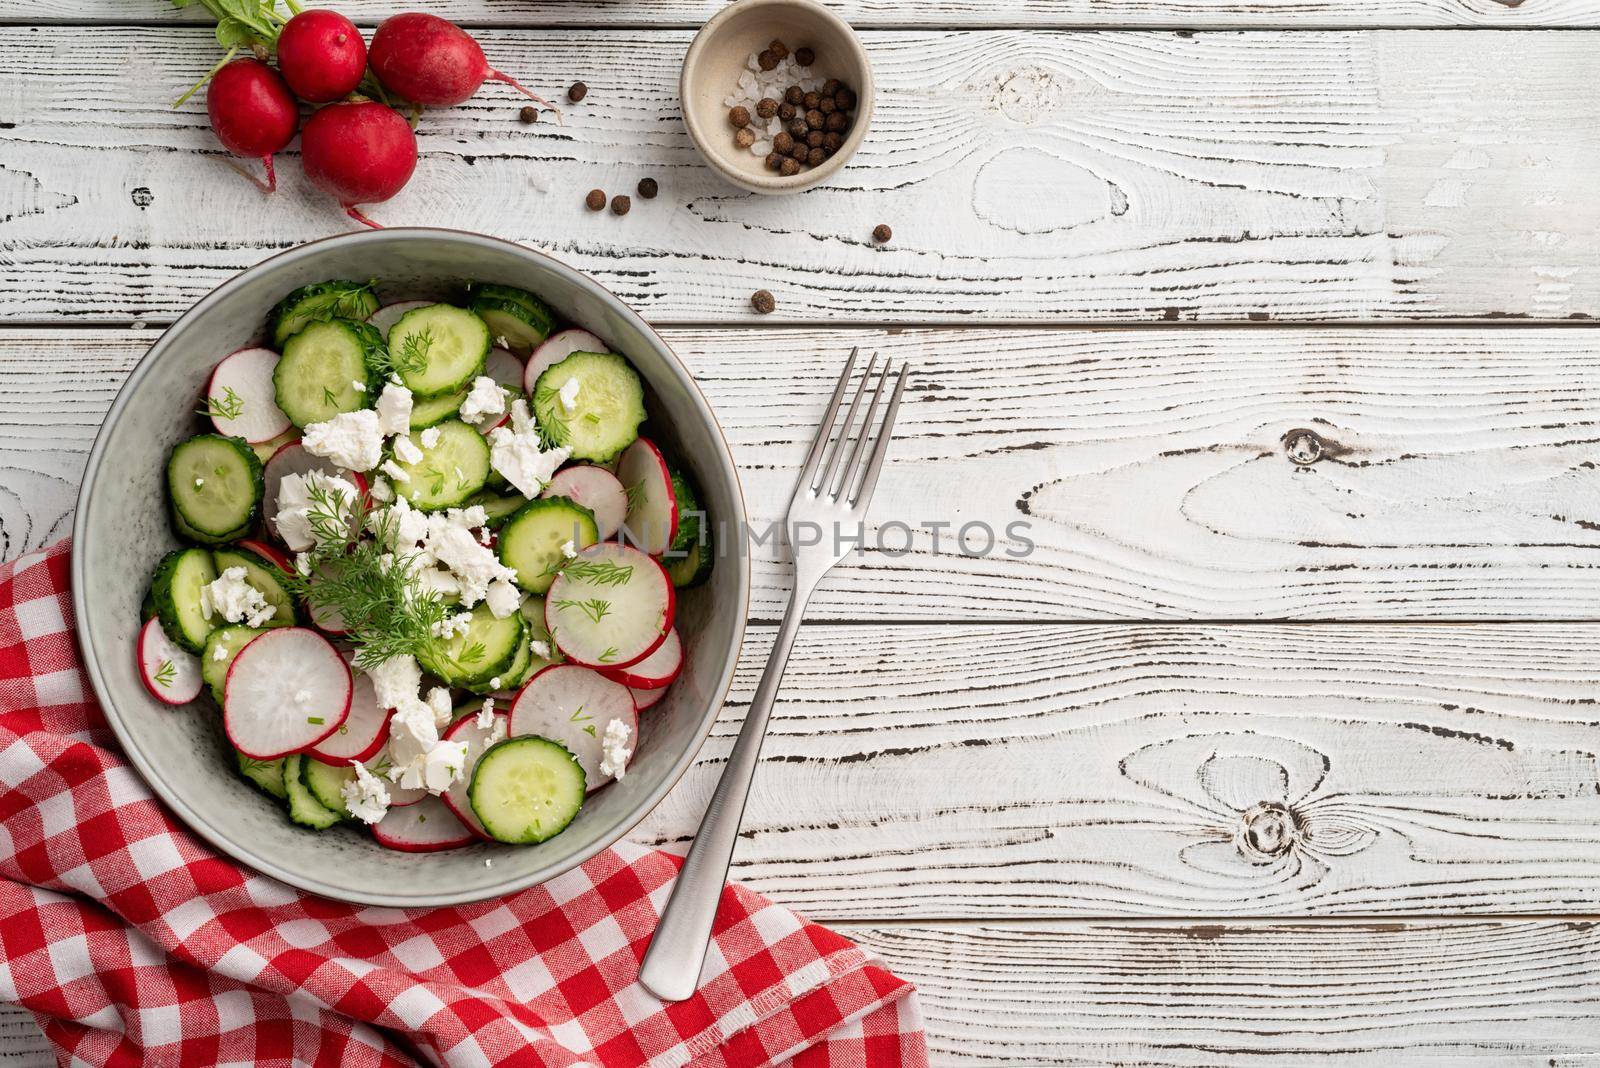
[1238,802,1300,859]
[1282,429,1324,466]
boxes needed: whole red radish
[277,9,368,103]
[206,58,298,193]
[369,12,555,110]
[300,100,417,229]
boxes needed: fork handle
[637,585,812,1002]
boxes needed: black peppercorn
[568,82,587,103]
[768,39,789,60]
[825,111,847,132]
[819,96,836,115]
[773,131,795,154]
[637,176,659,199]
[836,88,856,110]
[788,119,809,139]
[778,102,796,121]
[785,86,804,105]
[758,49,779,71]
[611,194,630,216]
[752,289,776,314]
[805,109,824,130]
[585,189,605,211]
[765,152,783,171]
[734,127,756,148]
[789,142,808,162]
[821,78,840,96]
[779,157,800,176]
[806,130,824,148]
[803,91,820,110]
[795,46,815,66]
[756,97,779,119]
[807,146,825,166]
[823,131,844,150]
[873,224,892,243]
[519,105,539,124]
[728,105,751,128]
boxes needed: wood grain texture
[639,621,1600,918]
[0,1010,46,1067]
[844,919,1600,1065]
[12,0,1600,27]
[10,326,1600,621]
[3,30,1599,323]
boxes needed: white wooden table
[6,0,1600,1062]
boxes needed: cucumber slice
[201,625,264,702]
[467,284,555,355]
[391,419,491,511]
[467,627,531,694]
[211,547,299,628]
[390,304,491,399]
[418,601,525,688]
[150,547,219,654]
[235,750,288,800]
[283,753,343,830]
[468,735,585,844]
[167,434,264,543]
[664,535,714,588]
[268,280,379,348]
[668,468,702,556]
[467,491,530,529]
[301,758,356,819]
[532,352,646,463]
[498,497,599,594]
[519,595,565,674]
[274,319,381,428]
[409,385,470,430]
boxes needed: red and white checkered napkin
[0,540,925,1067]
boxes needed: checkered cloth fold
[0,540,925,1067]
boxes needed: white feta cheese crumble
[212,644,228,661]
[426,685,454,727]
[380,459,410,484]
[530,638,552,661]
[303,409,384,472]
[558,377,581,413]
[484,858,493,869]
[274,470,359,553]
[392,434,424,465]
[600,717,633,781]
[387,700,439,772]
[193,477,204,489]
[351,379,367,392]
[488,399,569,497]
[488,677,502,691]
[401,738,468,792]
[369,476,395,503]
[342,760,390,824]
[458,376,505,425]
[365,654,422,713]
[419,426,442,450]
[487,717,507,745]
[375,382,414,436]
[476,698,495,729]
[561,539,578,559]
[485,578,521,620]
[432,611,474,640]
[199,567,276,628]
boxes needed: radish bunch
[175,1,556,228]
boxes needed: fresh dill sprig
[533,384,568,449]
[199,386,245,422]
[553,597,611,624]
[372,326,433,380]
[621,480,647,513]
[153,659,177,687]
[559,559,634,588]
[596,646,619,665]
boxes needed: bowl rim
[680,0,875,195]
[72,226,751,906]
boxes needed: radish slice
[484,346,523,391]
[525,328,606,395]
[385,781,428,807]
[262,440,369,543]
[207,347,291,443]
[305,561,349,635]
[509,665,637,791]
[309,656,392,763]
[439,710,507,840]
[366,299,430,340]
[631,684,667,711]
[599,626,681,689]
[138,617,203,705]
[236,537,294,574]
[616,438,677,555]
[545,543,674,668]
[371,795,473,851]
[223,628,351,759]
[542,465,628,540]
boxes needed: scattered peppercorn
[873,224,892,243]
[788,119,809,139]
[819,96,836,115]
[611,194,631,216]
[768,39,789,60]
[805,109,824,130]
[585,189,606,211]
[836,88,856,110]
[773,131,795,154]
[765,152,784,171]
[789,142,808,162]
[734,127,756,148]
[778,102,796,121]
[637,176,659,199]
[519,105,539,124]
[751,289,776,314]
[825,111,848,132]
[785,86,804,105]
[803,91,820,110]
[758,49,779,71]
[756,97,779,119]
[806,130,824,148]
[795,46,815,65]
[568,82,587,103]
[824,131,844,150]
[821,78,841,96]
[729,105,751,128]
[779,157,800,176]
[807,147,826,166]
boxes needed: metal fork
[638,349,911,1002]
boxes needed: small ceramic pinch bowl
[72,228,749,907]
[681,0,874,194]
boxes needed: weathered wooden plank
[11,0,1600,28]
[0,1009,47,1068]
[8,326,1600,621]
[844,919,1600,1065]
[3,29,1598,323]
[642,621,1600,919]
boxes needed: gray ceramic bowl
[73,228,749,906]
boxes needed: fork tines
[799,348,910,509]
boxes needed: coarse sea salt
[723,50,824,158]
